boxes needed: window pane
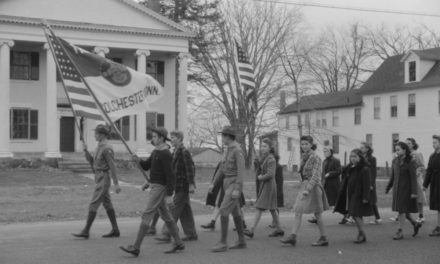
[30,124,38,139]
[409,61,416,82]
[392,133,399,152]
[146,112,157,140]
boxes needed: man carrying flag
[72,124,121,239]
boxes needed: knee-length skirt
[292,181,329,214]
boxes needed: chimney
[145,0,161,13]
[280,91,286,110]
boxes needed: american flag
[44,30,104,121]
[235,40,257,116]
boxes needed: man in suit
[155,130,198,242]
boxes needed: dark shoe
[155,235,171,243]
[102,230,120,238]
[119,245,139,257]
[182,235,198,241]
[269,230,284,237]
[354,233,366,244]
[339,217,348,225]
[280,234,296,246]
[429,227,440,237]
[164,243,185,254]
[201,221,215,230]
[229,241,247,249]
[393,230,403,240]
[308,218,317,224]
[71,232,89,239]
[243,229,254,238]
[311,238,329,247]
[212,243,228,252]
[145,228,156,236]
[413,223,422,237]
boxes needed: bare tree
[306,22,373,93]
[188,0,302,167]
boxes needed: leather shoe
[429,226,440,237]
[201,221,215,230]
[393,230,403,240]
[339,217,348,225]
[413,223,422,236]
[229,241,247,249]
[244,229,254,238]
[311,238,329,246]
[145,228,156,236]
[212,243,228,252]
[119,245,139,257]
[155,235,171,243]
[354,234,366,244]
[182,235,198,241]
[72,232,89,239]
[308,218,318,224]
[269,230,284,237]
[280,235,296,246]
[102,230,120,238]
[164,243,185,254]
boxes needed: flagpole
[46,26,150,183]
[42,27,96,173]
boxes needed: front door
[60,117,75,152]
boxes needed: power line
[253,0,440,17]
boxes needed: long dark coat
[275,163,284,208]
[424,152,440,210]
[386,157,418,213]
[206,162,245,207]
[334,164,373,217]
[322,156,341,206]
[366,155,378,204]
[254,154,278,210]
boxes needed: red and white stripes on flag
[45,32,104,121]
[235,40,257,116]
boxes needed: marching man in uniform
[209,126,247,252]
[72,124,121,239]
[120,127,185,256]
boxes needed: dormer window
[409,61,416,82]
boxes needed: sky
[291,0,439,30]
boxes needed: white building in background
[0,0,194,158]
[276,47,440,169]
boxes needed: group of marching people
[72,123,440,258]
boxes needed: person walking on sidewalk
[360,142,382,225]
[155,130,198,243]
[423,135,440,237]
[407,138,427,223]
[334,149,373,244]
[269,154,284,228]
[280,136,330,247]
[120,127,185,257]
[208,126,247,252]
[244,138,284,238]
[72,124,121,239]
[385,142,421,240]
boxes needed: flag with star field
[44,29,164,122]
[235,40,257,117]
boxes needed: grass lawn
[0,168,212,224]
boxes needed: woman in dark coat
[385,142,421,240]
[244,138,284,238]
[309,146,341,224]
[334,149,373,244]
[201,162,247,230]
[360,142,382,225]
[423,135,440,237]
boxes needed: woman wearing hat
[280,136,330,247]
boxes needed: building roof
[278,89,363,115]
[188,148,221,156]
[359,47,440,95]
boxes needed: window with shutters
[10,51,39,80]
[10,109,38,139]
[332,110,339,127]
[145,113,165,140]
[390,96,397,117]
[374,98,380,119]
[354,108,361,125]
[408,94,416,117]
[332,135,339,154]
[136,60,165,87]
[107,116,130,141]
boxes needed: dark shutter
[135,59,138,71]
[30,110,38,139]
[30,52,39,80]
[157,113,165,127]
[122,116,130,141]
[111,58,123,64]
[157,61,165,87]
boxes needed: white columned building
[0,39,14,158]
[135,49,150,157]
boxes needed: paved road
[1,209,440,264]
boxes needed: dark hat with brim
[151,127,171,141]
[92,124,109,134]
[217,126,236,136]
